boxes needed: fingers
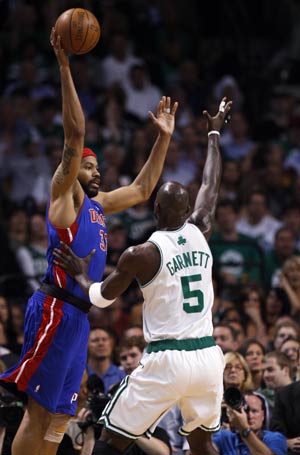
[202,110,212,121]
[148,110,156,124]
[156,96,178,116]
[88,249,96,259]
[157,98,164,116]
[171,101,178,116]
[219,97,226,112]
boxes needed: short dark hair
[117,336,146,359]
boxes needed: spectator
[264,227,298,289]
[220,110,257,162]
[99,32,141,90]
[213,323,239,354]
[238,285,268,347]
[210,199,263,293]
[2,132,51,207]
[161,139,194,186]
[228,321,247,352]
[279,337,300,380]
[264,288,291,343]
[219,160,241,202]
[30,142,62,211]
[120,200,156,245]
[15,213,48,294]
[122,62,162,122]
[237,190,282,251]
[240,339,266,390]
[213,391,287,455]
[87,326,126,395]
[123,325,144,339]
[271,379,300,455]
[223,351,254,393]
[272,320,300,351]
[282,204,300,252]
[278,255,300,316]
[260,351,293,415]
[117,335,146,375]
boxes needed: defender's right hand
[203,97,232,132]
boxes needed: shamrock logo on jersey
[177,236,186,245]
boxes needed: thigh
[179,346,224,435]
[100,352,179,438]
[23,297,89,414]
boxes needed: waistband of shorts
[146,336,216,353]
[39,282,91,313]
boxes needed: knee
[44,413,71,444]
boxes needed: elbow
[132,182,149,203]
[73,125,85,139]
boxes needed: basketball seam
[78,9,89,54]
[69,9,75,53]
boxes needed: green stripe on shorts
[146,336,216,353]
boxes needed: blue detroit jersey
[0,195,108,414]
[44,195,107,300]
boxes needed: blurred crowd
[0,0,300,454]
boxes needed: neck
[157,220,185,231]
[88,357,110,376]
[251,370,263,389]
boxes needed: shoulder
[119,242,158,266]
[262,430,288,453]
[277,381,300,399]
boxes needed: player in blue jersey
[0,28,178,455]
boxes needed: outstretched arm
[53,242,142,306]
[188,98,232,240]
[97,96,178,215]
[50,28,85,202]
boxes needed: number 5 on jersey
[181,274,204,313]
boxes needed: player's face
[78,157,101,197]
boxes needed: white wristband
[89,282,115,308]
[208,130,220,136]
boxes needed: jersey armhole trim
[139,240,163,288]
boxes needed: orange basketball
[55,8,100,55]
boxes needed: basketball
[55,8,100,55]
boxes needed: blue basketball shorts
[0,290,90,415]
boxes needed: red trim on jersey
[54,220,79,288]
[3,294,64,390]
[56,220,79,245]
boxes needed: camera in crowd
[221,387,249,424]
[0,393,24,432]
[77,375,111,433]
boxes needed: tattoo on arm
[52,145,80,186]
[62,145,78,175]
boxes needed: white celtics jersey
[141,222,214,343]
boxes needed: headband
[82,147,97,159]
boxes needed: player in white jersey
[53,97,232,455]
